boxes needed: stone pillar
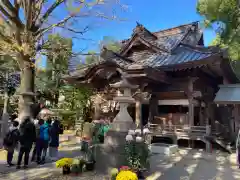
[206,125,212,152]
[135,100,142,128]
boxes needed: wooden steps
[205,136,232,154]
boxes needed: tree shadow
[0,147,82,176]
[149,149,239,180]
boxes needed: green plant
[110,168,119,180]
[70,158,86,173]
[124,129,150,170]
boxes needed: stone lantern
[110,76,138,131]
[95,75,139,172]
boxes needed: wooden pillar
[233,105,239,136]
[187,78,194,127]
[148,93,158,124]
[199,102,204,126]
[135,100,142,128]
[204,102,212,152]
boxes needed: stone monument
[95,75,138,172]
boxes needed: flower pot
[85,161,95,171]
[81,140,89,152]
[136,170,145,179]
[62,165,71,175]
[98,135,104,143]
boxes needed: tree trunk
[18,62,35,122]
[1,72,9,137]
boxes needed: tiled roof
[67,22,224,78]
[129,44,219,69]
[118,21,222,69]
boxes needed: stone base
[95,131,128,173]
[149,143,178,156]
[110,121,135,132]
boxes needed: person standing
[17,117,36,169]
[37,119,50,164]
[49,120,61,161]
[236,129,240,168]
[3,121,20,167]
[31,119,44,162]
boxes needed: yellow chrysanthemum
[56,158,73,168]
[116,170,138,180]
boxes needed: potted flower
[116,169,138,180]
[85,146,96,171]
[124,128,151,179]
[70,158,86,175]
[56,158,73,175]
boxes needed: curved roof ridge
[133,22,158,39]
[179,43,222,54]
[153,21,199,36]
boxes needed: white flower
[128,129,135,135]
[135,129,141,134]
[126,134,134,141]
[136,136,143,142]
[143,128,150,134]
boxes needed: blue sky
[40,0,216,68]
[71,0,216,53]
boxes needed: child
[3,121,20,167]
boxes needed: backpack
[3,129,17,147]
[39,125,49,141]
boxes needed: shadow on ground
[1,148,240,180]
[0,146,82,180]
[149,149,240,180]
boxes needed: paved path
[150,149,240,180]
[0,146,239,180]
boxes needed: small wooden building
[65,22,239,150]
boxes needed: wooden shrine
[64,22,239,151]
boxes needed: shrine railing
[148,124,210,137]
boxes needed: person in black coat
[3,121,20,167]
[49,120,61,161]
[16,117,36,169]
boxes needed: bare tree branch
[33,0,44,23]
[0,0,23,28]
[37,0,65,27]
[59,26,90,34]
[25,1,34,30]
[36,15,74,37]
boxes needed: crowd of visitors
[3,115,63,169]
